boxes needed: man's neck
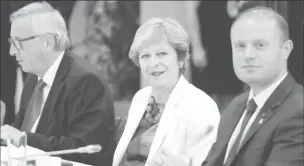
[36,51,61,77]
[250,70,287,96]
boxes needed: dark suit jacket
[12,51,116,166]
[202,74,304,166]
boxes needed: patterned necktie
[20,79,46,132]
[225,98,257,165]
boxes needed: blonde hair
[129,18,190,70]
[10,1,70,51]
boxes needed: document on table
[0,146,91,166]
[1,145,44,161]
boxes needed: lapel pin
[259,119,264,124]
[259,114,267,124]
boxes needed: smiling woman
[113,18,220,166]
[128,18,190,104]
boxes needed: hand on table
[147,149,191,166]
[0,125,24,147]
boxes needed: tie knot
[36,79,46,89]
[247,99,257,114]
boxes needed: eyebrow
[234,39,269,43]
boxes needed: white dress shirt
[30,52,65,133]
[223,72,288,163]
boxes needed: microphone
[13,144,102,161]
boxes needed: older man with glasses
[0,1,116,166]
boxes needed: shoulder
[63,53,108,86]
[131,86,152,102]
[288,83,303,109]
[67,53,101,77]
[276,83,303,121]
[186,84,218,110]
[182,84,220,121]
[126,86,152,115]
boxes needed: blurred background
[1,1,303,124]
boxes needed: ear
[281,39,293,60]
[44,34,56,51]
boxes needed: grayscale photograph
[1,1,303,166]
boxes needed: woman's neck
[152,86,170,104]
[152,82,178,104]
[151,74,181,103]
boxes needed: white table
[1,146,90,166]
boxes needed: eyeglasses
[8,33,56,51]
[8,35,42,51]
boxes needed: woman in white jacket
[113,18,220,166]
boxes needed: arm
[26,75,115,165]
[265,109,304,166]
[185,101,221,166]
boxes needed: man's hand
[0,125,23,147]
[147,149,191,166]
[192,47,208,70]
[1,100,6,126]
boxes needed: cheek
[139,62,149,75]
[258,52,280,67]
[166,62,180,77]
[232,55,242,67]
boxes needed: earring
[179,63,183,68]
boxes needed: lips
[241,65,261,68]
[150,71,165,76]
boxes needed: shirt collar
[38,51,65,86]
[248,72,288,108]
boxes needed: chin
[149,81,166,87]
[241,75,263,84]
[20,66,27,72]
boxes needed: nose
[244,45,256,59]
[9,45,18,56]
[149,54,160,67]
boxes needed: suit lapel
[15,75,38,129]
[35,54,71,133]
[113,87,152,166]
[237,74,295,151]
[147,76,187,161]
[216,94,248,161]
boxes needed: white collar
[248,72,288,108]
[38,51,65,86]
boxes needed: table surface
[1,146,90,166]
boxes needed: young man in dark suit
[202,6,303,166]
[0,2,116,166]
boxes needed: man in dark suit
[202,6,303,166]
[0,1,116,166]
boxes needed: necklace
[143,77,180,125]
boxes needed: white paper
[0,145,44,161]
[1,145,91,166]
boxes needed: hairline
[232,6,289,43]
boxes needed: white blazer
[113,76,220,166]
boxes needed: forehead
[138,28,172,52]
[231,18,280,42]
[10,17,35,38]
